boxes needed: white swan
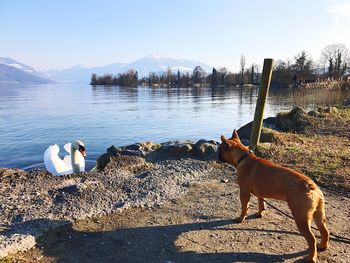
[44,140,86,176]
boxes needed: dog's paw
[254,211,265,218]
[317,243,329,252]
[303,255,316,263]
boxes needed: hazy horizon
[1,0,350,71]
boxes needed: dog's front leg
[256,197,266,218]
[235,191,251,223]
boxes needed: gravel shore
[0,140,230,258]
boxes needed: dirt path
[13,175,350,263]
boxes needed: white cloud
[328,1,350,18]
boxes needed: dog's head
[218,130,247,165]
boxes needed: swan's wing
[44,144,72,176]
[63,154,72,171]
[63,143,71,154]
[63,143,72,171]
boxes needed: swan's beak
[79,145,87,157]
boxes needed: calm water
[0,83,349,170]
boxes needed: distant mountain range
[0,55,212,84]
[0,57,53,84]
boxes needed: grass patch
[255,108,350,194]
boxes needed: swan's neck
[71,147,85,173]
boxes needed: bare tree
[321,43,349,78]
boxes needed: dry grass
[255,107,350,194]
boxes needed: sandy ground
[12,172,350,263]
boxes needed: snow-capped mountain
[0,57,53,84]
[41,63,127,83]
[125,54,212,77]
[41,55,212,83]
[0,57,38,75]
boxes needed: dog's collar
[236,150,253,168]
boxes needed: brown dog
[219,130,329,262]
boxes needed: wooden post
[249,58,273,150]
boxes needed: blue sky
[1,0,350,71]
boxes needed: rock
[161,140,193,151]
[237,117,277,140]
[220,178,229,183]
[193,139,219,160]
[146,140,194,161]
[96,145,145,171]
[240,139,250,146]
[308,110,322,117]
[275,106,311,133]
[125,143,142,151]
[139,141,159,152]
[317,107,325,114]
[106,145,119,155]
[325,106,339,115]
[96,153,111,171]
[317,106,339,116]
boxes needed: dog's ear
[220,135,229,145]
[232,130,241,141]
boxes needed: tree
[176,70,181,85]
[193,66,206,84]
[210,67,218,86]
[218,68,228,85]
[240,55,246,85]
[166,68,175,85]
[321,43,350,78]
[225,72,236,86]
[250,64,255,84]
[271,60,293,88]
[292,51,314,76]
[90,73,97,85]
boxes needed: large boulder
[193,139,220,160]
[96,144,149,171]
[96,139,221,169]
[146,140,194,161]
[275,106,311,133]
[237,117,277,140]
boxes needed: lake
[0,83,349,171]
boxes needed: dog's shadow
[17,218,312,263]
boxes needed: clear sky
[1,0,350,71]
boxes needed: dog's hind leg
[293,212,317,262]
[313,198,329,251]
[235,190,251,223]
[256,197,266,218]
